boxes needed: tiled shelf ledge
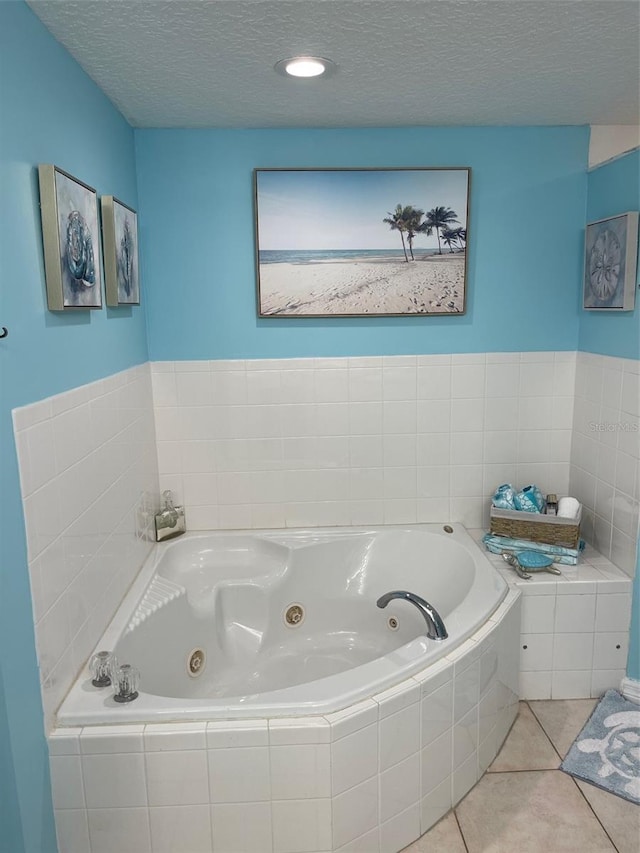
[469,530,633,701]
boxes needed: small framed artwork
[38,164,102,310]
[583,211,638,311]
[101,196,140,306]
[254,167,470,317]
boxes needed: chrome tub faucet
[377,590,448,641]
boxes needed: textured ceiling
[27,0,640,128]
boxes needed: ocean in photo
[259,248,442,264]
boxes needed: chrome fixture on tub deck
[377,591,448,640]
[113,663,140,703]
[89,650,117,687]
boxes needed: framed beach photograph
[254,167,470,317]
[583,211,638,311]
[38,164,102,310]
[101,196,140,306]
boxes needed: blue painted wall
[628,551,640,682]
[136,126,589,361]
[579,149,640,360]
[0,669,23,852]
[0,3,148,850]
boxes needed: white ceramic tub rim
[57,523,508,727]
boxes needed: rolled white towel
[557,496,581,519]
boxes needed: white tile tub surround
[12,364,160,730]
[48,590,521,853]
[152,352,575,532]
[569,351,639,576]
[480,536,634,700]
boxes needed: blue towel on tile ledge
[483,533,585,565]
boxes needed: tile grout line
[525,701,621,853]
[486,767,569,775]
[524,701,564,764]
[569,777,622,853]
[453,808,471,853]
[452,767,621,851]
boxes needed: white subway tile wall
[12,350,638,736]
[570,351,640,575]
[152,352,576,536]
[13,364,160,730]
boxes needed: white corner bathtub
[51,524,521,853]
[58,524,507,726]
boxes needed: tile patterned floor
[403,699,640,853]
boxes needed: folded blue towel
[492,483,517,510]
[513,484,545,513]
[483,533,584,565]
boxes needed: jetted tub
[58,524,507,726]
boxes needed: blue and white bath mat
[561,689,640,804]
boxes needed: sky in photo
[256,169,469,251]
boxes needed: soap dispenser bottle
[155,490,186,542]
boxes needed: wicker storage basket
[489,504,581,550]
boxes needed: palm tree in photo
[441,228,458,253]
[403,205,425,260]
[452,227,467,252]
[383,204,410,262]
[421,206,459,254]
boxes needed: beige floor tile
[576,779,640,853]
[401,812,466,853]
[528,698,598,758]
[488,702,559,772]
[456,770,617,852]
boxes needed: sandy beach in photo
[259,253,465,315]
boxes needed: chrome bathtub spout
[377,591,448,641]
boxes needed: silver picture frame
[583,211,638,311]
[254,167,470,318]
[38,164,103,310]
[101,195,140,306]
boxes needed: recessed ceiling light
[274,56,336,79]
